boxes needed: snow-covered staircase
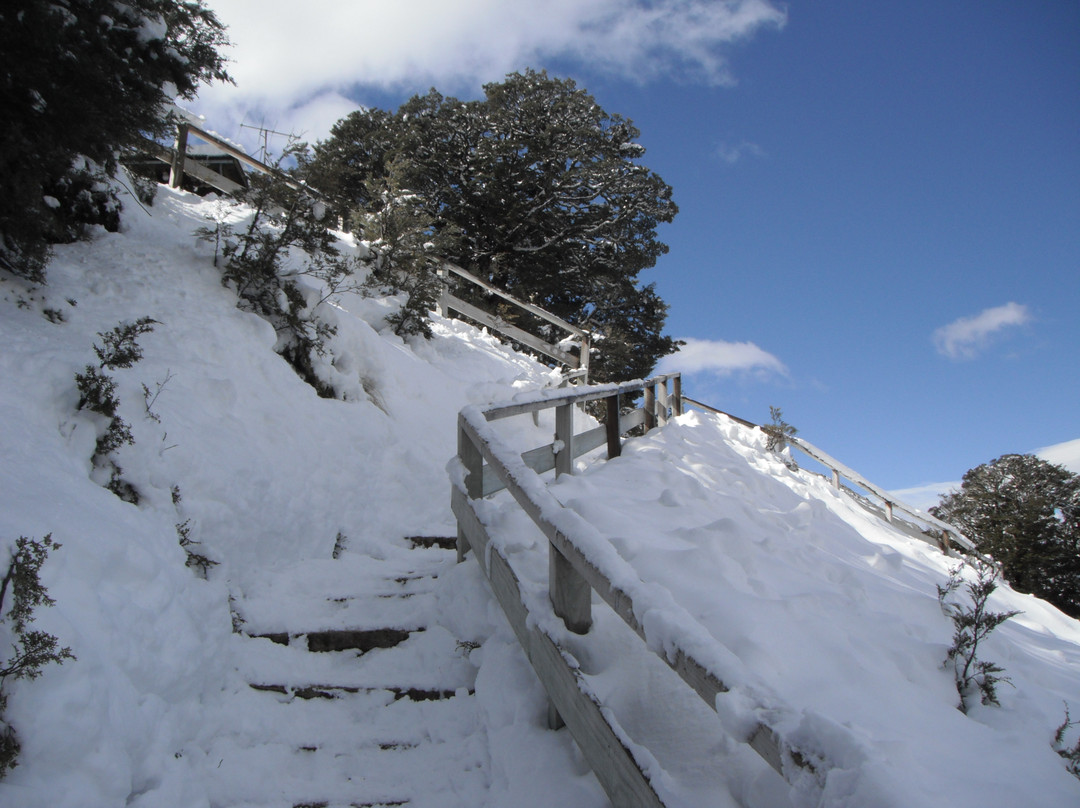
[207,538,489,808]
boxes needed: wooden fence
[681,397,975,554]
[453,375,977,805]
[437,263,590,382]
[454,374,815,807]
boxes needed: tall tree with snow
[932,454,1080,618]
[306,69,680,382]
[0,0,231,281]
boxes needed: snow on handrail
[453,375,833,805]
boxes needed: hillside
[1,179,1078,807]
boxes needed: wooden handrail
[438,264,591,382]
[453,374,825,806]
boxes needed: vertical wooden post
[644,384,656,431]
[549,401,591,728]
[832,468,841,489]
[457,421,483,564]
[550,403,589,631]
[169,123,189,189]
[606,393,622,459]
[672,375,682,417]
[436,268,449,318]
[657,379,670,425]
[884,501,894,523]
[579,333,591,385]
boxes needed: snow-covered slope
[0,182,605,807]
[531,413,1080,806]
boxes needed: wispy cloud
[715,140,766,164]
[933,302,1032,360]
[192,0,786,141]
[658,337,786,378]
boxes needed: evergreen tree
[0,0,231,281]
[931,454,1080,618]
[305,70,679,381]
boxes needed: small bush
[1053,704,1080,779]
[763,405,797,453]
[937,561,1019,713]
[0,535,75,778]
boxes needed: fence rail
[438,263,590,381]
[453,374,815,806]
[681,396,974,554]
[454,377,977,805]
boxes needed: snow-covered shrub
[937,562,1020,713]
[763,405,797,451]
[356,159,454,338]
[197,143,359,397]
[75,318,156,497]
[0,0,230,282]
[0,535,75,778]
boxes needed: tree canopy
[0,0,231,280]
[932,453,1080,618]
[305,70,680,382]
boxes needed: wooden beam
[452,486,665,807]
[442,263,588,338]
[444,294,579,368]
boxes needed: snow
[0,177,1077,807]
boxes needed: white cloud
[932,302,1032,359]
[192,0,786,142]
[715,140,766,164]
[657,337,786,378]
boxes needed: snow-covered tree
[0,0,231,281]
[932,454,1080,618]
[305,70,680,381]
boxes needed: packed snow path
[208,538,488,808]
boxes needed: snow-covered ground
[1,178,1077,807]
[0,180,605,807]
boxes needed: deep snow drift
[0,179,1077,807]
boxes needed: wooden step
[405,535,457,550]
[251,627,421,653]
[249,682,469,702]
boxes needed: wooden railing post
[606,393,622,459]
[832,468,841,489]
[672,375,682,417]
[644,384,656,431]
[551,402,590,632]
[169,123,189,189]
[549,402,591,729]
[457,420,483,564]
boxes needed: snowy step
[206,682,487,808]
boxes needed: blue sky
[191,0,1078,492]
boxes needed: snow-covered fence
[452,374,820,806]
[681,396,975,554]
[437,263,591,383]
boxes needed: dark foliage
[199,143,358,397]
[0,0,231,281]
[931,454,1080,618]
[937,562,1019,713]
[0,535,75,777]
[305,69,679,381]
